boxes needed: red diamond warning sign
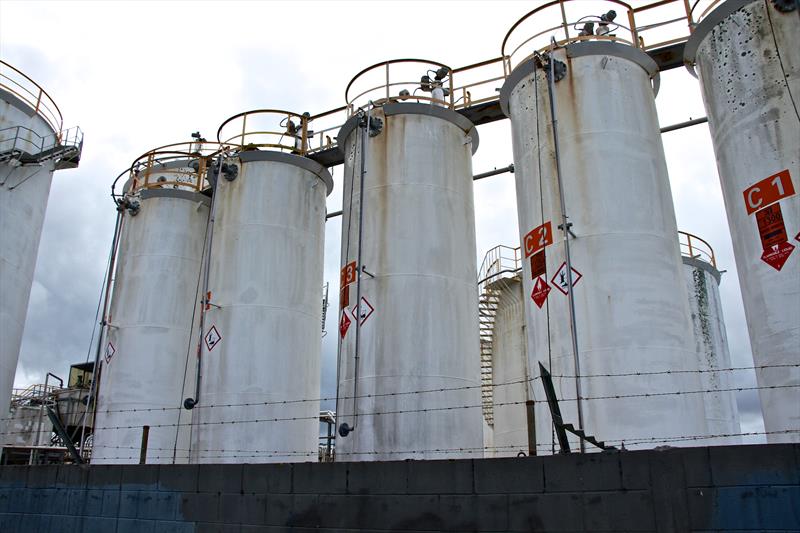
[531,276,551,308]
[204,325,222,351]
[761,241,795,271]
[351,297,375,325]
[551,262,583,295]
[339,311,352,339]
[104,342,116,364]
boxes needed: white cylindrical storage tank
[500,38,708,451]
[0,62,81,431]
[487,276,532,457]
[685,0,799,443]
[680,232,741,445]
[92,161,210,463]
[190,148,331,464]
[335,93,483,460]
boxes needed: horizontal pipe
[325,164,515,220]
[660,117,708,133]
[473,164,515,181]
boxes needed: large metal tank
[685,0,799,443]
[335,60,483,461]
[476,245,532,458]
[500,15,709,450]
[680,232,741,445]
[488,276,531,457]
[91,146,211,464]
[0,62,81,426]
[189,111,331,464]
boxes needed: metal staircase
[477,245,522,426]
[0,125,83,170]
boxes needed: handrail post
[559,0,569,41]
[628,9,640,48]
[449,72,454,109]
[385,63,390,101]
[34,88,42,115]
[687,235,694,259]
[301,113,309,155]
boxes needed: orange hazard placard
[523,221,553,258]
[340,261,357,288]
[743,169,795,215]
[755,203,788,249]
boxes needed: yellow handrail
[679,230,717,268]
[122,141,230,195]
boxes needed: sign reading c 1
[743,169,795,215]
[523,221,553,258]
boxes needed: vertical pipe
[139,426,150,464]
[525,400,537,456]
[545,43,585,452]
[351,104,371,431]
[190,153,223,407]
[79,206,124,457]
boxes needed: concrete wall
[0,444,797,532]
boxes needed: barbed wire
[71,429,800,463]
[2,382,798,438]
[5,362,795,422]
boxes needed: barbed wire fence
[2,362,797,463]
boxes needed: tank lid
[499,41,660,117]
[337,102,479,155]
[237,150,334,196]
[683,0,755,76]
[140,188,211,207]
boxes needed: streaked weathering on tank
[685,0,799,443]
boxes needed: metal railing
[0,60,63,134]
[344,58,511,118]
[478,245,522,290]
[679,230,717,268]
[114,141,230,197]
[0,125,82,162]
[10,384,58,407]
[501,0,725,72]
[217,109,315,155]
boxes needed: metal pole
[189,152,224,408]
[328,161,515,220]
[80,206,124,457]
[525,400,537,456]
[545,40,585,452]
[660,116,708,133]
[34,375,51,457]
[139,426,150,464]
[473,164,515,181]
[351,103,372,431]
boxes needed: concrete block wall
[0,444,797,532]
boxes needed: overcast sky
[1,0,765,441]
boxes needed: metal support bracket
[558,222,577,239]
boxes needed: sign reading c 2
[743,169,795,215]
[523,221,553,258]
